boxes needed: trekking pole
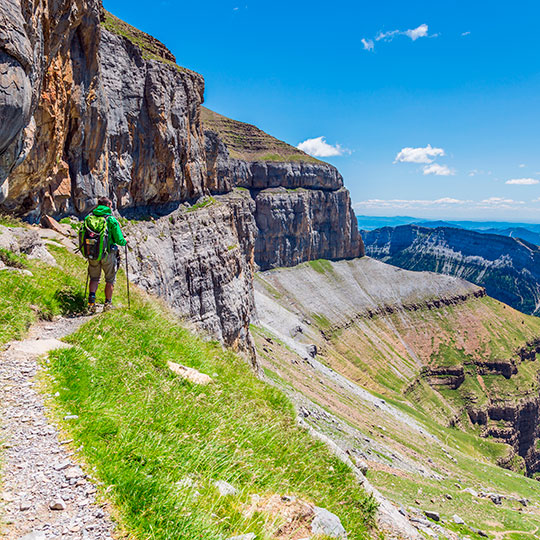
[84,269,90,303]
[125,243,130,309]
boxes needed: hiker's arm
[110,219,127,246]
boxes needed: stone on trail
[19,500,32,511]
[20,533,47,540]
[424,510,440,521]
[65,466,84,480]
[311,506,347,538]
[9,339,71,357]
[167,361,213,385]
[453,514,465,524]
[214,480,238,496]
[49,498,66,510]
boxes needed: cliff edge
[0,0,363,349]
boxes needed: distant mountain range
[357,215,540,246]
[361,224,540,316]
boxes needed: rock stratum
[0,0,363,349]
[363,224,540,316]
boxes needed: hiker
[80,197,128,313]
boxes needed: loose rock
[311,506,347,538]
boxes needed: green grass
[0,248,28,269]
[0,233,377,539]
[201,107,322,164]
[0,213,23,227]
[46,302,377,539]
[186,196,216,212]
[308,259,335,275]
[101,11,196,75]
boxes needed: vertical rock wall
[1,2,364,348]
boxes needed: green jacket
[92,205,127,247]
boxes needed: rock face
[126,192,257,356]
[363,224,540,316]
[1,2,363,348]
[0,0,99,201]
[203,108,364,269]
[3,9,206,218]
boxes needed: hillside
[0,222,377,539]
[253,257,540,538]
[362,224,540,316]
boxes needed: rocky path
[0,316,116,539]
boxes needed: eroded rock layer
[126,192,257,357]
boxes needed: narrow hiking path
[0,316,116,540]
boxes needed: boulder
[424,510,440,521]
[311,506,347,538]
[167,361,213,385]
[40,215,70,236]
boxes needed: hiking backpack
[79,214,110,261]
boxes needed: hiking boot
[103,301,115,312]
[87,301,96,314]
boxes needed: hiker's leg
[105,282,114,302]
[103,249,118,303]
[89,280,99,294]
[88,262,101,300]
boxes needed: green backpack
[79,214,110,261]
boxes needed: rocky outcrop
[468,396,540,475]
[125,191,257,359]
[203,109,364,269]
[0,0,100,201]
[3,10,206,219]
[253,187,362,270]
[362,224,540,316]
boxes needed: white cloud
[423,163,455,176]
[394,144,445,164]
[506,178,539,185]
[361,38,374,51]
[375,29,400,42]
[297,136,343,157]
[481,197,516,204]
[519,163,526,168]
[375,24,432,43]
[405,24,429,41]
[461,31,471,36]
[353,197,528,212]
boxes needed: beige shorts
[88,250,119,284]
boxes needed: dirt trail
[0,316,116,539]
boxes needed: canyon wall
[0,3,363,347]
[363,224,540,316]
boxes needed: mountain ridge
[362,224,540,316]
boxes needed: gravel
[0,318,116,539]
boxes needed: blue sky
[104,0,540,221]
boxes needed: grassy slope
[100,10,197,75]
[253,261,540,537]
[0,238,377,539]
[201,107,322,163]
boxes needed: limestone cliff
[202,107,364,269]
[0,2,363,349]
[0,0,100,201]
